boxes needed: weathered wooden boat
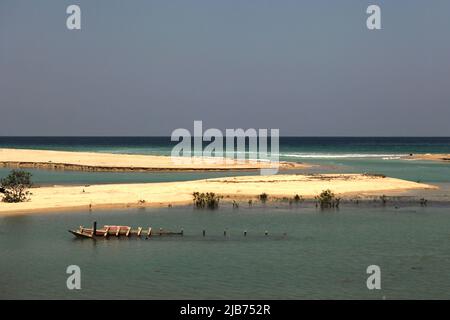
[69,222,183,239]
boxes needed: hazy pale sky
[1,0,449,136]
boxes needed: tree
[0,170,33,203]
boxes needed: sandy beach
[0,174,436,215]
[0,148,306,172]
[409,153,450,162]
[0,148,441,215]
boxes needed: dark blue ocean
[1,136,450,155]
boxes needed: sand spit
[0,148,307,172]
[0,174,436,215]
[408,153,450,163]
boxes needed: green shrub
[258,193,268,203]
[193,192,221,209]
[315,189,340,209]
[0,170,33,203]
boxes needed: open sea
[1,137,450,299]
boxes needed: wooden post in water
[224,230,227,237]
[244,230,247,237]
[203,230,205,237]
[93,221,97,236]
[181,228,184,236]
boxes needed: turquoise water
[302,158,450,183]
[1,206,450,299]
[2,158,449,186]
[1,137,450,299]
[0,167,258,186]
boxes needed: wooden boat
[69,222,183,239]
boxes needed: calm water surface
[1,206,450,299]
[1,137,450,299]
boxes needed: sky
[0,0,449,136]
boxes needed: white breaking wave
[189,151,408,160]
[278,153,408,159]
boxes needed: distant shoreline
[0,148,307,172]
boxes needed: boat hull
[69,225,183,239]
[69,230,94,239]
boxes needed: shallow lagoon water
[1,137,450,299]
[0,167,257,186]
[1,205,450,299]
[2,156,450,186]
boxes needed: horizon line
[1,136,450,138]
